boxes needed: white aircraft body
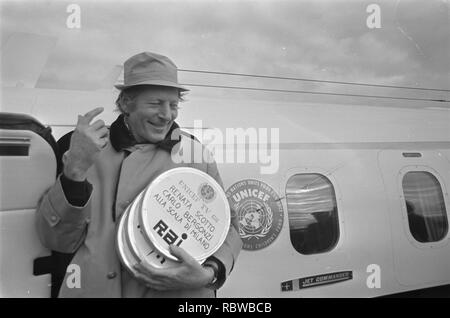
[1,34,449,298]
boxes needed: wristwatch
[203,260,219,287]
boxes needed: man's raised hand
[63,107,109,181]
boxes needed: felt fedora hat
[114,52,189,91]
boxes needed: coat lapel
[114,145,177,221]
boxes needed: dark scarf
[109,114,181,153]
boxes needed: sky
[1,0,449,106]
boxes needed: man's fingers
[91,119,106,130]
[132,264,170,290]
[81,107,104,124]
[133,272,156,287]
[133,262,160,277]
[96,127,109,139]
[169,245,194,264]
[99,137,109,148]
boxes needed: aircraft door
[378,149,450,287]
[0,113,56,297]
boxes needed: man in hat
[35,52,242,297]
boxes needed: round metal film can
[126,190,177,269]
[116,205,140,278]
[140,167,230,262]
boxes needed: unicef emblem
[199,182,216,203]
[226,179,284,250]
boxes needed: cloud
[1,0,448,104]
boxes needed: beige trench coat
[36,135,242,297]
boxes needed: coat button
[107,271,117,279]
[50,215,57,222]
[85,217,91,224]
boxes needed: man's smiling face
[124,85,180,143]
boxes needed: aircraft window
[403,172,449,243]
[0,143,29,156]
[286,174,339,255]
